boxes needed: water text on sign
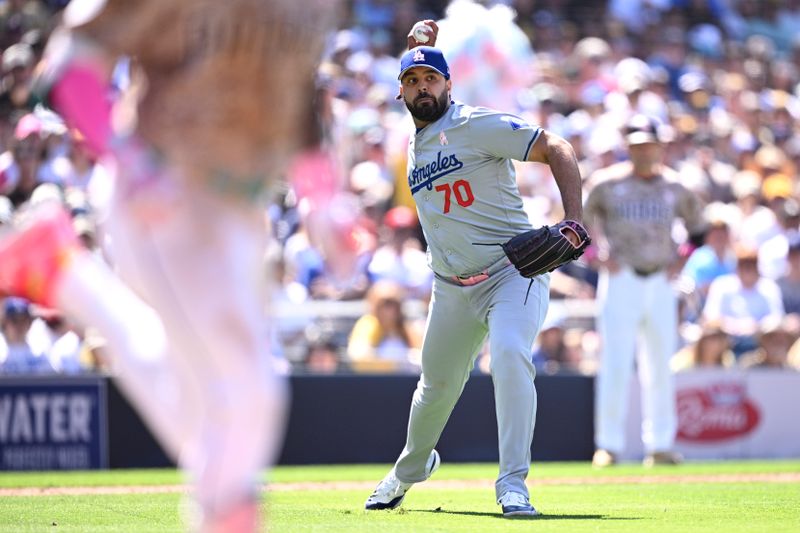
[0,393,93,444]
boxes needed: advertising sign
[621,369,800,460]
[0,378,108,470]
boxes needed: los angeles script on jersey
[409,151,463,194]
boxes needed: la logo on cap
[413,49,425,62]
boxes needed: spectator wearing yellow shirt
[347,281,422,373]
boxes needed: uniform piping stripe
[523,128,542,161]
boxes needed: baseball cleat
[364,449,440,510]
[592,448,618,468]
[643,450,683,467]
[498,491,539,517]
[0,203,79,307]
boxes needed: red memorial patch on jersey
[676,383,760,442]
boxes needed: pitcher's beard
[407,92,449,123]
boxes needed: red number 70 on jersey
[435,179,475,214]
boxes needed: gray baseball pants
[393,263,549,500]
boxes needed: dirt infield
[1,472,798,497]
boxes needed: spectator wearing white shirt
[702,245,785,357]
[0,297,54,375]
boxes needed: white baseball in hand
[413,24,432,44]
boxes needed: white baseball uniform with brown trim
[584,168,704,455]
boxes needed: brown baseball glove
[502,220,592,279]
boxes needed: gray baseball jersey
[392,102,549,500]
[407,102,541,276]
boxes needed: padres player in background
[584,115,705,467]
[365,22,586,517]
[0,0,342,531]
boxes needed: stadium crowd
[2,0,800,376]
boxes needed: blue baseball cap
[3,297,31,317]
[398,46,450,80]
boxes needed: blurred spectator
[309,253,372,301]
[347,281,422,373]
[675,136,736,203]
[573,36,614,92]
[728,170,779,248]
[0,297,54,374]
[0,112,45,206]
[348,129,394,206]
[530,307,567,374]
[681,218,736,300]
[0,42,35,113]
[739,317,798,370]
[352,0,397,31]
[59,129,99,190]
[0,0,49,50]
[609,57,668,123]
[730,2,794,54]
[33,107,71,186]
[42,311,86,375]
[77,327,109,373]
[608,0,671,34]
[672,322,736,372]
[702,244,785,356]
[758,198,800,280]
[777,234,800,315]
[267,244,311,338]
[283,212,372,301]
[283,219,325,289]
[301,330,349,374]
[367,206,432,300]
[531,306,590,376]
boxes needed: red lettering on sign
[676,383,760,442]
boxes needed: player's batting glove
[502,220,592,279]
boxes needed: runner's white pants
[594,267,678,455]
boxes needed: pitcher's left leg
[487,271,549,500]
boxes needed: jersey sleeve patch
[503,116,527,130]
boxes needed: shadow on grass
[412,509,639,521]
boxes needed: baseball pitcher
[364,22,589,517]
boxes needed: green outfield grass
[0,460,798,532]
